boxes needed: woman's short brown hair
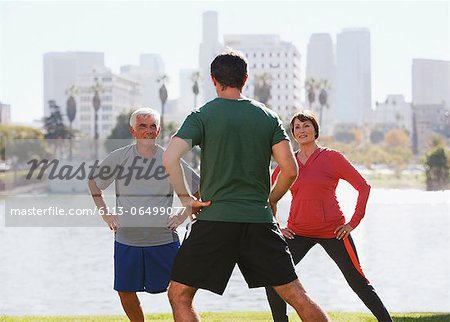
[290,110,320,139]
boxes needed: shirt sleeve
[91,150,120,190]
[180,158,200,194]
[272,115,290,146]
[333,151,371,229]
[175,111,203,147]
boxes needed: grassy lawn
[365,172,426,189]
[1,312,449,322]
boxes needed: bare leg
[118,291,145,322]
[273,279,330,322]
[168,281,200,322]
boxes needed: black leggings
[265,235,392,322]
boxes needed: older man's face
[129,114,160,142]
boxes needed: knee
[168,282,194,307]
[167,285,178,306]
[274,280,310,305]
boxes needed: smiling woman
[266,110,393,322]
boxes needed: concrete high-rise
[306,33,335,133]
[224,34,302,122]
[335,28,371,126]
[74,66,142,138]
[43,52,104,117]
[120,53,165,111]
[306,33,334,83]
[412,59,450,107]
[199,11,225,104]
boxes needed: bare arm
[88,178,118,232]
[269,140,298,218]
[163,137,211,212]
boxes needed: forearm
[269,171,296,203]
[88,179,109,221]
[166,160,192,196]
[349,183,371,228]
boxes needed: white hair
[129,107,160,128]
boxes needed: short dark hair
[210,51,248,89]
[290,110,320,139]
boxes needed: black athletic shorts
[171,220,298,295]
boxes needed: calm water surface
[0,184,449,315]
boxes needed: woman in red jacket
[266,110,392,322]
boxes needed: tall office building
[120,53,165,111]
[199,11,225,104]
[43,52,104,117]
[306,33,334,82]
[0,102,11,124]
[224,34,302,122]
[412,59,450,107]
[335,28,371,126]
[74,67,142,138]
[306,33,335,133]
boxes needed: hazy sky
[0,1,449,123]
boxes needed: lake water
[0,184,449,315]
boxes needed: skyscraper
[224,34,302,122]
[306,33,335,133]
[120,53,165,111]
[306,33,334,82]
[74,66,142,138]
[335,28,371,126]
[412,59,450,107]
[199,11,225,104]
[43,52,104,117]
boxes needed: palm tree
[305,78,316,109]
[65,84,78,160]
[157,74,169,142]
[253,73,272,106]
[191,71,201,108]
[317,79,331,125]
[91,76,103,160]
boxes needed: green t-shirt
[175,97,289,223]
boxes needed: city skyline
[0,1,448,123]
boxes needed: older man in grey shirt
[89,108,199,322]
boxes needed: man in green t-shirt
[163,52,329,322]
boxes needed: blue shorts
[114,241,180,293]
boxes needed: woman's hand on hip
[281,227,296,240]
[334,223,354,240]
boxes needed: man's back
[176,97,288,223]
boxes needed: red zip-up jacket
[272,147,371,238]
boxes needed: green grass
[0,312,449,322]
[365,172,426,189]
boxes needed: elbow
[286,163,298,182]
[162,151,177,173]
